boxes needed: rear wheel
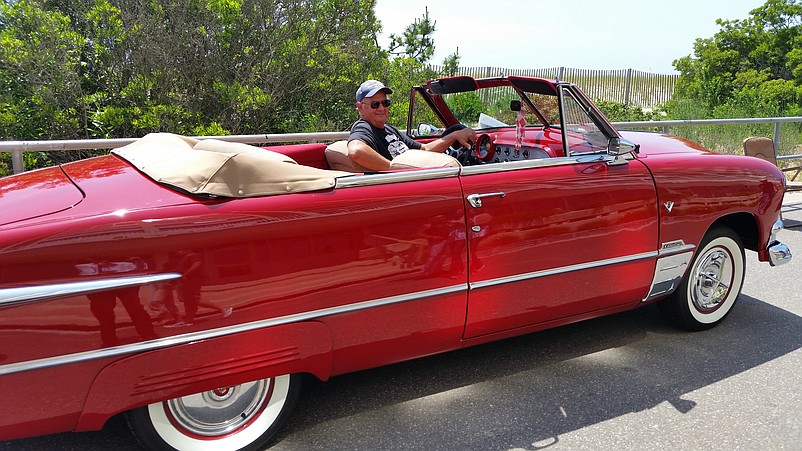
[658,226,745,331]
[127,374,300,451]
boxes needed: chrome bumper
[768,219,792,267]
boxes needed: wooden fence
[430,66,678,109]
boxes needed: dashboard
[474,133,553,163]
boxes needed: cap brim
[363,86,392,99]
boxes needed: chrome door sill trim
[469,251,658,290]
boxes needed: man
[348,80,476,170]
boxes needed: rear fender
[76,321,332,431]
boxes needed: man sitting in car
[348,80,476,170]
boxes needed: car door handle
[467,192,506,208]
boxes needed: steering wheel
[441,124,479,165]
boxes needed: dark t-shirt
[348,119,422,160]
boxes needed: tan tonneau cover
[112,133,351,197]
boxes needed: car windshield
[409,84,561,134]
[443,85,560,129]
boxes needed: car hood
[0,166,84,227]
[620,130,712,157]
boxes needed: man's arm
[347,140,392,170]
[419,127,477,153]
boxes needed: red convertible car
[0,76,792,450]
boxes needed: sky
[374,0,767,74]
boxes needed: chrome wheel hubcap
[691,248,732,311]
[166,379,270,437]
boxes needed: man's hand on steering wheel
[441,124,477,162]
[451,127,477,150]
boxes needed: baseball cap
[356,80,392,102]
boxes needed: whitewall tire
[659,226,745,331]
[127,374,300,451]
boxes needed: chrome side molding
[0,273,182,307]
[643,252,693,302]
[0,283,467,376]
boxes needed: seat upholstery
[324,140,372,173]
[325,140,461,172]
[390,149,461,169]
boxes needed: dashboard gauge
[475,134,496,161]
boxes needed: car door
[460,156,659,338]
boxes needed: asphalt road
[3,194,801,451]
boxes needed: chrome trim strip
[0,273,182,307]
[335,167,459,188]
[336,153,615,183]
[658,240,696,256]
[460,156,586,176]
[0,283,467,376]
[469,251,658,290]
[642,251,693,302]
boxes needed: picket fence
[430,65,678,109]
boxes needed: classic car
[0,75,792,450]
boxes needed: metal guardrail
[0,132,350,175]
[1,117,801,175]
[613,116,802,163]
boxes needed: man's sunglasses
[362,99,392,109]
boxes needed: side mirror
[606,137,639,166]
[416,123,443,137]
[608,137,639,156]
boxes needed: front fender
[76,321,332,431]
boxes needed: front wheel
[658,226,745,331]
[127,374,300,451]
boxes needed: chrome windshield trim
[0,283,467,376]
[0,273,182,308]
[335,167,459,188]
[469,251,658,290]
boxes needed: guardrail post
[12,149,24,174]
[773,121,781,160]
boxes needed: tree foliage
[1,0,453,174]
[670,0,802,118]
[387,6,435,64]
[0,0,393,142]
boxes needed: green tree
[0,0,387,142]
[670,0,802,118]
[387,6,435,64]
[0,0,87,141]
[441,48,461,77]
[0,1,453,174]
